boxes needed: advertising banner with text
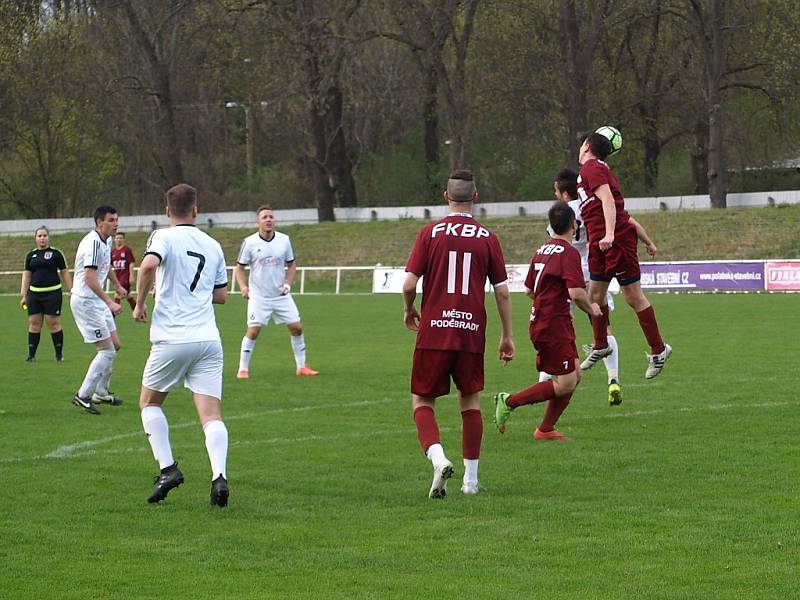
[640,262,765,291]
[765,261,800,291]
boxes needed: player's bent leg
[93,332,122,405]
[73,337,115,413]
[621,281,670,377]
[536,366,580,441]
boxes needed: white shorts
[142,341,223,399]
[247,294,301,326]
[70,294,117,343]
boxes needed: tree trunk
[707,0,727,208]
[560,0,590,169]
[691,117,709,194]
[325,85,357,207]
[422,61,439,197]
[642,126,660,191]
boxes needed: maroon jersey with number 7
[525,238,585,342]
[406,213,508,353]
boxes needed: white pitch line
[2,398,796,464]
[1,397,398,464]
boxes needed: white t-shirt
[548,199,589,281]
[237,231,295,299]
[145,225,228,344]
[72,230,113,299]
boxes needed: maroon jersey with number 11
[406,213,508,354]
[525,238,585,342]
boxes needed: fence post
[335,268,341,294]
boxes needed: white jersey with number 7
[144,225,228,344]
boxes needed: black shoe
[72,394,101,415]
[26,356,35,362]
[210,475,229,507]
[56,356,64,363]
[147,463,184,504]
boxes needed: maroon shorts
[588,223,640,285]
[533,339,578,376]
[411,349,484,398]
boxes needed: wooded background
[1,0,799,221]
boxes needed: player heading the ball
[404,168,514,498]
[577,130,672,378]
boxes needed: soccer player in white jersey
[70,206,127,414]
[133,183,230,507]
[543,169,657,405]
[235,205,318,378]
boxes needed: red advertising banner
[766,261,800,291]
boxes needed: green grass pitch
[2,292,797,599]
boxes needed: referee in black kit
[20,226,73,362]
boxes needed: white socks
[96,354,115,396]
[203,420,228,480]
[426,443,448,470]
[290,334,306,369]
[605,335,619,383]
[239,336,256,371]
[78,349,115,398]
[141,406,174,469]
[141,408,227,481]
[463,459,479,485]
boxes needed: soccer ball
[595,126,622,157]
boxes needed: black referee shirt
[24,247,68,292]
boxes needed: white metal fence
[1,265,379,296]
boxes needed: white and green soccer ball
[595,125,622,156]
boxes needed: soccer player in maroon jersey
[493,202,601,440]
[577,132,672,379]
[112,232,137,311]
[403,169,515,498]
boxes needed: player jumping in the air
[493,202,601,440]
[235,206,318,378]
[543,168,658,404]
[404,169,514,498]
[577,132,672,379]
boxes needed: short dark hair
[94,205,117,223]
[548,201,576,235]
[256,204,273,216]
[165,183,197,217]
[115,231,125,238]
[584,132,613,160]
[446,169,477,203]
[555,168,579,199]
[34,225,49,236]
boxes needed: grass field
[2,292,798,599]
